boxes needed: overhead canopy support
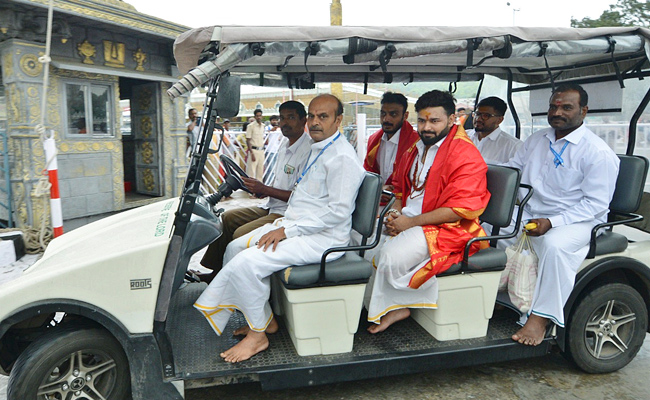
[168,26,650,99]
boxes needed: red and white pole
[43,133,63,237]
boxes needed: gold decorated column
[330,0,343,100]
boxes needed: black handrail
[461,183,534,272]
[317,191,395,283]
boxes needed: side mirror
[216,74,241,118]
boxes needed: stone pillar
[0,39,50,229]
[160,82,189,197]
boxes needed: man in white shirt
[467,96,522,164]
[264,115,283,183]
[246,109,266,179]
[198,101,312,282]
[185,108,203,157]
[194,94,365,362]
[220,119,237,157]
[501,83,619,346]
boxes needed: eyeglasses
[472,112,502,120]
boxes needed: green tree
[571,0,650,27]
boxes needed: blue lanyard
[295,133,341,187]
[549,140,569,168]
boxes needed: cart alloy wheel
[8,328,131,400]
[567,283,648,373]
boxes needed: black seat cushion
[594,230,628,256]
[438,247,507,277]
[276,252,373,288]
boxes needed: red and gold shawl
[393,124,490,288]
[364,121,419,185]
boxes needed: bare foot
[368,308,411,334]
[233,317,279,336]
[512,314,548,346]
[220,331,269,363]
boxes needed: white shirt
[468,127,522,164]
[504,124,619,227]
[261,132,312,215]
[377,128,401,183]
[402,140,440,217]
[186,120,202,148]
[282,132,365,243]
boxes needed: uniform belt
[251,146,262,150]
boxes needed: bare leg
[233,316,278,336]
[512,314,548,346]
[220,330,269,363]
[367,308,411,334]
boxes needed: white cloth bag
[499,233,538,313]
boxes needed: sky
[125,0,616,29]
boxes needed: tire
[7,328,131,400]
[566,283,648,374]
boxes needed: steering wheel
[219,154,251,193]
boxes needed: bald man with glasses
[467,96,522,164]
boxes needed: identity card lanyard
[549,140,569,168]
[294,133,341,187]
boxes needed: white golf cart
[2,25,650,400]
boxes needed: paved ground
[2,193,650,399]
[187,335,650,400]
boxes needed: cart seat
[587,155,649,259]
[278,252,371,287]
[438,247,507,277]
[593,230,629,256]
[412,165,527,341]
[272,172,388,356]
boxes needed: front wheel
[8,328,131,400]
[566,283,648,373]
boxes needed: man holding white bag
[499,83,619,346]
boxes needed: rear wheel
[566,283,647,373]
[8,328,131,400]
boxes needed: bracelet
[386,209,401,217]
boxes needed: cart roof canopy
[168,25,650,99]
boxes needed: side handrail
[461,183,534,271]
[317,191,395,283]
[586,211,644,259]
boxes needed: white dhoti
[365,226,439,324]
[496,210,597,327]
[194,221,336,334]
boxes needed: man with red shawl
[364,92,419,200]
[365,90,490,333]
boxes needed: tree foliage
[571,0,650,27]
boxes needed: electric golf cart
[2,25,650,400]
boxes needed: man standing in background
[246,109,265,179]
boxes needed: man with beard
[196,101,312,283]
[467,96,522,164]
[194,94,364,362]
[364,92,419,200]
[364,90,490,333]
[500,84,619,346]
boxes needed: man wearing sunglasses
[467,97,522,164]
